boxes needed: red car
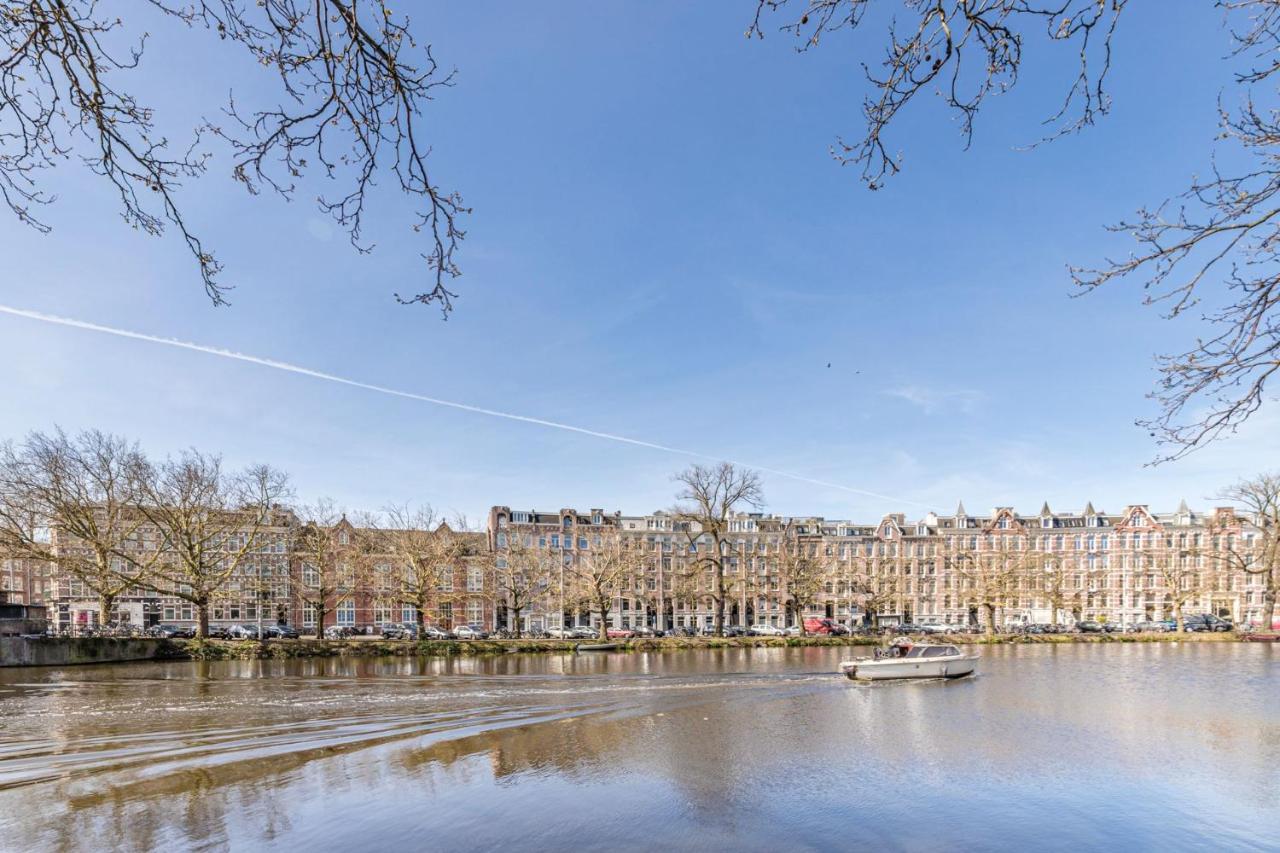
[605,627,636,639]
[803,617,849,636]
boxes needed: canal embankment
[0,631,1245,665]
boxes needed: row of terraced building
[1,500,1273,633]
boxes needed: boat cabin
[901,644,961,658]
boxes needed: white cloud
[884,385,985,414]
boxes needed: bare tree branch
[1,0,466,310]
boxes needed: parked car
[263,624,299,639]
[915,623,949,635]
[1099,621,1123,633]
[205,625,231,639]
[783,625,801,636]
[544,627,575,639]
[1075,620,1103,633]
[226,624,260,640]
[421,625,449,640]
[451,624,488,640]
[722,625,748,637]
[1182,614,1234,633]
[570,625,598,639]
[1127,620,1166,633]
[749,624,785,636]
[148,624,195,639]
[802,617,850,636]
[631,625,656,637]
[381,623,419,640]
[605,627,636,639]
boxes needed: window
[302,563,320,587]
[338,531,349,545]
[467,600,484,625]
[496,532,507,548]
[337,600,355,625]
[467,568,484,592]
[402,605,416,623]
[578,537,588,550]
[303,604,317,627]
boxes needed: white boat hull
[840,653,977,681]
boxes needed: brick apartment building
[6,498,1271,634]
[489,501,1272,632]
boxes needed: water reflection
[0,645,1275,851]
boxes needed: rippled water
[0,644,1276,851]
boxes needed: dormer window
[1041,517,1051,528]
[338,531,349,545]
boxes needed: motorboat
[575,642,622,652]
[839,641,977,681]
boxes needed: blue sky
[1,3,1275,523]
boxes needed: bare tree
[947,542,1026,635]
[137,450,290,637]
[672,462,764,636]
[368,504,475,630]
[0,429,156,628]
[1,1,466,310]
[571,533,650,641]
[748,2,1280,459]
[846,554,899,630]
[292,499,363,638]
[1035,553,1087,626]
[749,1,1123,189]
[490,532,557,638]
[1156,545,1206,633]
[774,521,828,634]
[1213,475,1279,629]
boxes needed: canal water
[0,644,1275,851]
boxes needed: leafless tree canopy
[1216,471,1279,628]
[137,449,291,636]
[673,462,764,635]
[1,1,465,310]
[750,1,1280,461]
[749,0,1124,189]
[0,428,154,620]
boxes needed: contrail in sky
[0,304,933,509]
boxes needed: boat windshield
[920,645,958,657]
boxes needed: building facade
[489,501,1271,631]
[11,498,1268,634]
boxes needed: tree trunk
[98,593,116,631]
[714,564,725,636]
[512,605,522,638]
[1263,574,1277,630]
[197,601,210,638]
[415,605,425,628]
[1174,602,1185,633]
[983,603,996,635]
[597,595,610,641]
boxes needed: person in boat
[890,636,913,657]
